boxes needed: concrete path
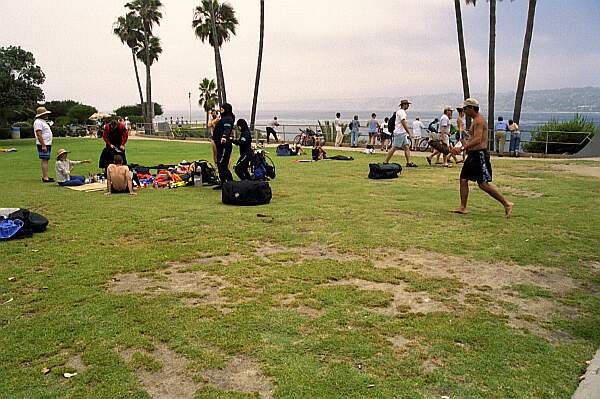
[573,349,600,399]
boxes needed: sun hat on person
[35,107,51,118]
[444,106,454,112]
[56,149,69,159]
[399,99,412,106]
[461,98,480,108]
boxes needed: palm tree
[198,78,218,134]
[193,0,238,104]
[113,13,146,119]
[126,0,163,127]
[488,0,497,149]
[250,0,265,132]
[454,0,471,103]
[513,0,537,124]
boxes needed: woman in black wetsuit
[233,119,253,180]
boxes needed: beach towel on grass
[64,182,106,192]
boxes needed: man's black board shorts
[460,149,493,184]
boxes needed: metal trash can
[10,127,20,139]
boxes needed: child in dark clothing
[233,119,253,180]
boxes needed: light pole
[188,92,192,124]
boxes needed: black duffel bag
[8,209,49,237]
[222,180,272,206]
[368,163,402,179]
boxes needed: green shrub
[127,115,145,124]
[0,128,10,140]
[524,114,597,154]
[54,116,73,127]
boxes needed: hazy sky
[1,0,599,112]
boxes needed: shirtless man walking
[451,98,513,218]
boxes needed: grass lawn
[1,137,599,398]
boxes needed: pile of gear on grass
[128,149,276,206]
[0,208,49,241]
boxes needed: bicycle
[408,136,431,152]
[293,128,325,147]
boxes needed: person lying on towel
[106,154,137,196]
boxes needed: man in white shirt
[411,117,424,150]
[384,100,418,167]
[33,107,55,183]
[266,116,279,143]
[334,112,344,147]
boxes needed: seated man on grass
[106,154,137,196]
[55,149,91,186]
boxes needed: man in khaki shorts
[384,99,418,167]
[451,98,513,218]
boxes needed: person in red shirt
[99,119,129,171]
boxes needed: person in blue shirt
[233,119,253,180]
[367,113,379,147]
[494,116,508,156]
[349,115,361,148]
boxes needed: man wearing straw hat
[33,106,54,183]
[384,99,418,167]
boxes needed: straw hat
[35,107,51,118]
[444,106,454,112]
[461,98,480,108]
[399,99,412,106]
[56,149,69,159]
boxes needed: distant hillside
[261,87,600,112]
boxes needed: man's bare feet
[504,202,514,218]
[451,208,469,215]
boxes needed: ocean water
[164,109,600,133]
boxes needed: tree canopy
[114,103,163,117]
[0,46,45,125]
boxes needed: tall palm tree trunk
[454,0,471,128]
[513,0,537,124]
[143,28,154,133]
[488,0,496,150]
[250,0,265,132]
[131,50,146,119]
[209,1,226,104]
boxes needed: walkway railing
[129,122,594,155]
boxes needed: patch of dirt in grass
[374,248,577,293]
[275,294,325,318]
[330,279,446,315]
[203,356,275,399]
[108,271,230,307]
[388,335,410,350]
[551,164,600,178]
[585,261,600,271]
[167,253,246,268]
[501,186,544,198]
[373,248,580,341]
[65,355,87,372]
[120,345,199,399]
[117,235,145,246]
[255,241,361,263]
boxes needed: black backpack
[252,151,276,180]
[222,180,272,206]
[276,144,292,156]
[194,160,220,186]
[368,163,402,179]
[388,113,396,133]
